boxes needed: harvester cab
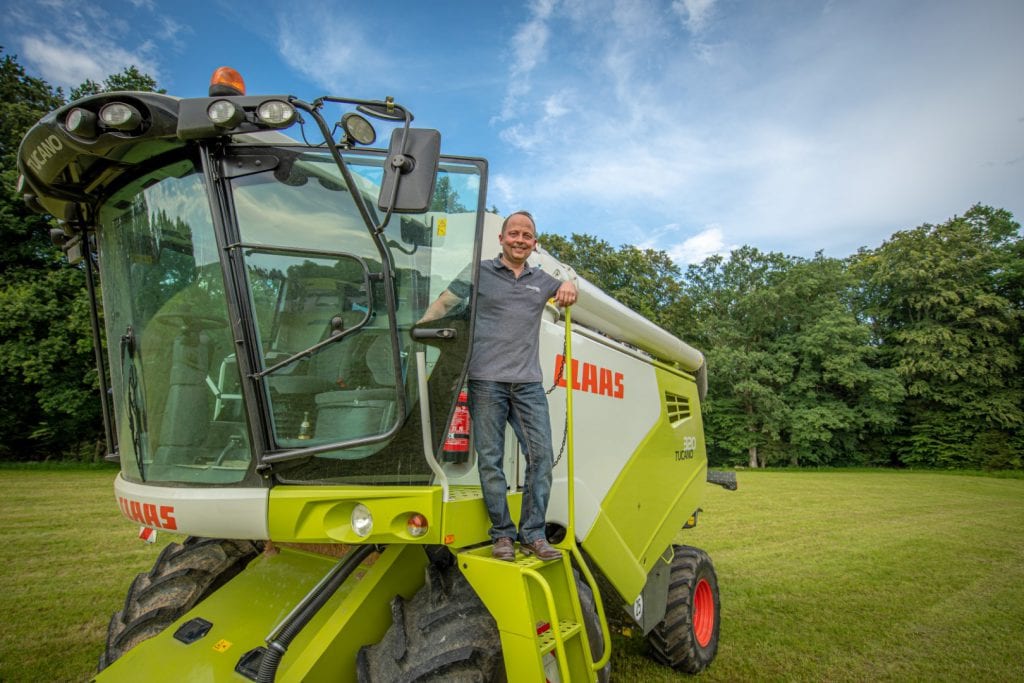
[18,67,730,681]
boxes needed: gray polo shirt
[449,256,562,383]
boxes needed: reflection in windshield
[232,150,484,483]
[97,159,252,485]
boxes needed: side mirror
[378,128,440,214]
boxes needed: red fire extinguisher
[442,390,471,464]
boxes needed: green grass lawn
[1,468,1022,682]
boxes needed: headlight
[65,108,98,138]
[99,102,142,131]
[256,100,296,127]
[342,112,376,145]
[351,503,373,538]
[207,100,243,127]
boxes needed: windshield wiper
[120,327,148,480]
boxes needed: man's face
[499,214,537,266]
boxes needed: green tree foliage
[0,48,160,459]
[69,65,164,101]
[678,248,902,468]
[852,205,1023,468]
[429,176,468,213]
[0,51,63,273]
[540,233,688,331]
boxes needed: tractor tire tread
[357,563,506,682]
[646,544,720,674]
[98,537,261,671]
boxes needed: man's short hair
[501,210,536,234]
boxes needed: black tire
[98,537,261,670]
[646,545,721,674]
[356,562,506,682]
[575,571,612,683]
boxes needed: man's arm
[418,289,463,323]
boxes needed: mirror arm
[290,97,388,233]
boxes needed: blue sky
[4,0,1022,263]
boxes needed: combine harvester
[18,67,734,681]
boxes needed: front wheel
[646,545,721,673]
[98,537,261,670]
[356,560,506,681]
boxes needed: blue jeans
[467,380,554,545]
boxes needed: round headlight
[99,102,141,131]
[341,112,376,145]
[256,100,296,127]
[207,100,243,127]
[66,108,98,137]
[351,503,373,538]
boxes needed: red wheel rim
[692,578,715,647]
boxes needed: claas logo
[118,496,177,530]
[554,354,624,399]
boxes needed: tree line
[544,206,1023,469]
[1,49,1021,468]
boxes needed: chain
[547,330,569,467]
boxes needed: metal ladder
[460,308,611,681]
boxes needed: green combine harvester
[17,67,735,681]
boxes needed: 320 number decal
[674,436,698,461]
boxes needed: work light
[99,102,142,131]
[256,100,296,127]
[207,100,244,127]
[65,108,98,138]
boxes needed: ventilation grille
[665,392,691,424]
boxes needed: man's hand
[553,280,578,307]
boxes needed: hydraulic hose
[256,543,376,682]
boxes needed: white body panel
[528,318,663,538]
[114,474,269,539]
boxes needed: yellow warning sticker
[437,218,447,237]
[212,639,232,653]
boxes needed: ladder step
[536,619,582,655]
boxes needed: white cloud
[490,0,1024,259]
[9,1,164,91]
[20,34,160,90]
[496,0,557,121]
[671,0,717,34]
[275,8,390,93]
[664,226,736,264]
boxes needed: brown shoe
[520,538,562,560]
[492,537,515,561]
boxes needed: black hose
[256,544,377,682]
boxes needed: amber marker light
[209,67,246,96]
[406,513,429,538]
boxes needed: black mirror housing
[378,128,440,213]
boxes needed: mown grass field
[1,466,1022,682]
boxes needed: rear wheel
[646,545,720,673]
[98,537,261,670]
[356,561,505,682]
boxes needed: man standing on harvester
[420,211,577,561]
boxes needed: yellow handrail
[559,308,612,672]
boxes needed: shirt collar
[490,255,535,275]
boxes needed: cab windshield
[98,146,483,486]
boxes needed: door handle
[411,327,457,340]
